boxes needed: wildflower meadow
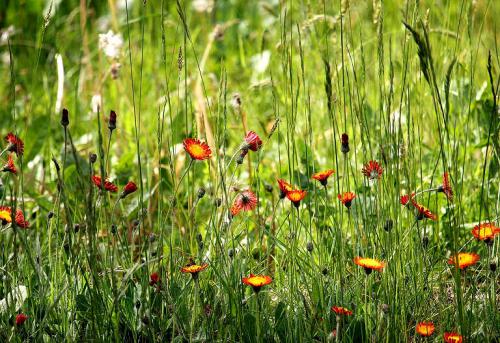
[0,0,499,342]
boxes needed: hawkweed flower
[331,306,353,316]
[443,332,463,343]
[437,172,453,201]
[181,262,208,280]
[312,169,335,187]
[362,160,383,180]
[338,192,356,208]
[15,209,30,228]
[400,193,415,206]
[242,274,272,293]
[244,131,262,152]
[286,189,307,208]
[448,252,479,270]
[92,176,118,193]
[120,181,137,199]
[108,110,117,132]
[2,154,17,175]
[149,272,160,286]
[0,206,12,225]
[277,179,293,199]
[233,190,258,213]
[4,132,24,157]
[341,133,349,154]
[416,321,435,337]
[183,138,211,160]
[471,223,500,245]
[413,202,437,221]
[61,108,69,127]
[230,204,241,217]
[353,257,385,275]
[15,313,27,326]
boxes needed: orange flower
[183,138,211,160]
[15,209,30,228]
[312,169,335,186]
[277,179,293,199]
[471,223,500,243]
[413,202,437,221]
[181,263,208,279]
[338,192,356,208]
[438,172,453,202]
[353,257,385,274]
[400,193,415,206]
[233,190,258,212]
[448,252,479,269]
[286,189,307,208]
[242,274,272,292]
[416,322,435,337]
[120,181,138,199]
[230,204,241,217]
[362,160,383,180]
[444,332,463,343]
[331,306,353,316]
[0,206,12,224]
[2,154,17,175]
[92,175,118,193]
[5,132,24,156]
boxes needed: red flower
[2,154,17,175]
[15,209,30,228]
[277,179,293,199]
[242,274,272,292]
[233,190,258,212]
[448,252,480,269]
[413,202,437,221]
[121,181,138,199]
[471,222,500,243]
[5,132,24,157]
[362,160,383,180]
[444,332,463,343]
[183,138,211,160]
[400,193,415,206]
[331,306,353,316]
[286,189,307,208]
[416,322,435,337]
[244,131,263,152]
[15,313,28,326]
[149,272,160,286]
[92,175,118,193]
[338,192,356,208]
[438,172,453,202]
[312,169,335,186]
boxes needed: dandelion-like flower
[92,176,118,193]
[181,262,208,280]
[362,160,383,180]
[2,154,17,175]
[183,138,211,160]
[98,30,123,59]
[338,192,356,208]
[233,190,258,212]
[471,223,500,243]
[353,257,385,274]
[244,131,263,152]
[15,209,30,228]
[15,313,28,326]
[413,202,437,221]
[0,206,12,224]
[444,332,463,343]
[286,189,307,208]
[416,322,435,337]
[438,172,453,202]
[242,274,272,293]
[447,252,479,269]
[331,306,353,316]
[120,181,138,199]
[312,169,335,186]
[5,132,24,157]
[277,179,293,199]
[400,193,415,206]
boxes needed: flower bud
[61,108,69,127]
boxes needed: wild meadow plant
[0,0,499,341]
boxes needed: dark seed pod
[341,133,350,154]
[236,155,244,165]
[228,248,234,258]
[73,223,80,233]
[264,184,273,193]
[47,211,54,219]
[111,225,117,235]
[197,188,206,199]
[490,262,497,272]
[322,268,328,276]
[132,219,140,228]
[306,241,314,253]
[108,110,117,131]
[135,300,141,309]
[89,153,97,164]
[198,241,204,250]
[61,108,69,127]
[196,233,203,242]
[214,198,222,207]
[383,219,393,232]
